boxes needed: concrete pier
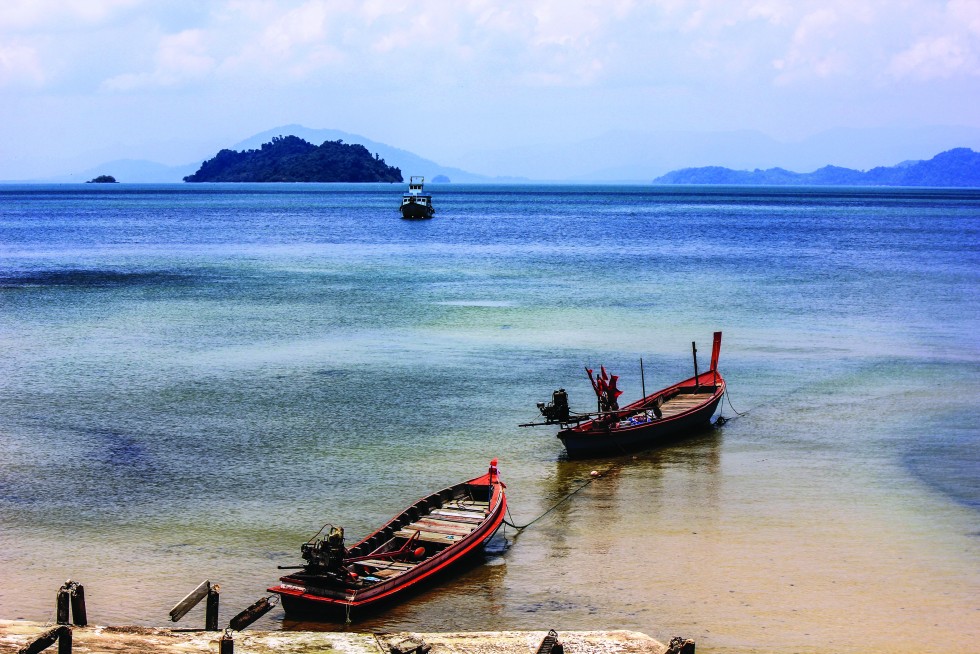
[0,621,672,654]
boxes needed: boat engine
[301,525,347,573]
[537,388,570,423]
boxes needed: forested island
[654,147,980,187]
[184,136,402,182]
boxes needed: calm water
[1,184,978,653]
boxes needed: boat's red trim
[567,373,724,435]
[709,331,722,376]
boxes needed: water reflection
[495,429,723,631]
[279,542,511,632]
[270,431,722,632]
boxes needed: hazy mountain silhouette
[653,148,980,187]
[29,123,980,184]
[234,125,498,182]
[450,125,980,181]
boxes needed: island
[184,136,402,183]
[653,147,980,187]
[86,175,117,183]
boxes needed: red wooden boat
[529,332,726,458]
[268,460,506,619]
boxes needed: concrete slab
[0,621,670,654]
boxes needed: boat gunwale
[563,371,725,437]
[269,472,506,609]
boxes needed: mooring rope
[723,386,747,418]
[344,588,356,624]
[503,462,620,532]
[507,384,746,531]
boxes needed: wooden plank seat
[663,392,715,402]
[429,509,485,523]
[394,529,469,544]
[659,393,716,417]
[410,517,477,535]
[444,501,489,513]
[357,558,416,570]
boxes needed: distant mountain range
[450,125,980,181]
[653,148,980,187]
[28,123,980,186]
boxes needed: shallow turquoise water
[0,184,977,652]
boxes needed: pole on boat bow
[640,357,646,398]
[692,341,699,391]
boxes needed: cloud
[0,0,142,30]
[258,1,332,56]
[768,6,870,85]
[887,0,980,80]
[888,35,979,80]
[0,38,45,87]
[102,29,215,90]
[4,0,980,97]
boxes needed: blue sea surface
[1,183,978,652]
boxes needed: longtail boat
[525,332,726,458]
[268,460,506,619]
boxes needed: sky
[2,0,980,179]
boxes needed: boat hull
[275,526,500,619]
[557,332,726,458]
[400,201,434,219]
[558,377,724,458]
[558,356,725,459]
[269,468,506,620]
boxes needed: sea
[0,183,977,654]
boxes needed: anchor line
[344,589,356,625]
[503,463,619,532]
[722,386,747,418]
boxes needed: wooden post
[534,630,560,654]
[640,358,646,398]
[691,341,699,390]
[229,596,279,631]
[17,625,70,654]
[68,583,87,627]
[57,626,71,654]
[169,580,211,623]
[666,636,695,654]
[205,584,220,631]
[219,629,234,654]
[56,587,70,625]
